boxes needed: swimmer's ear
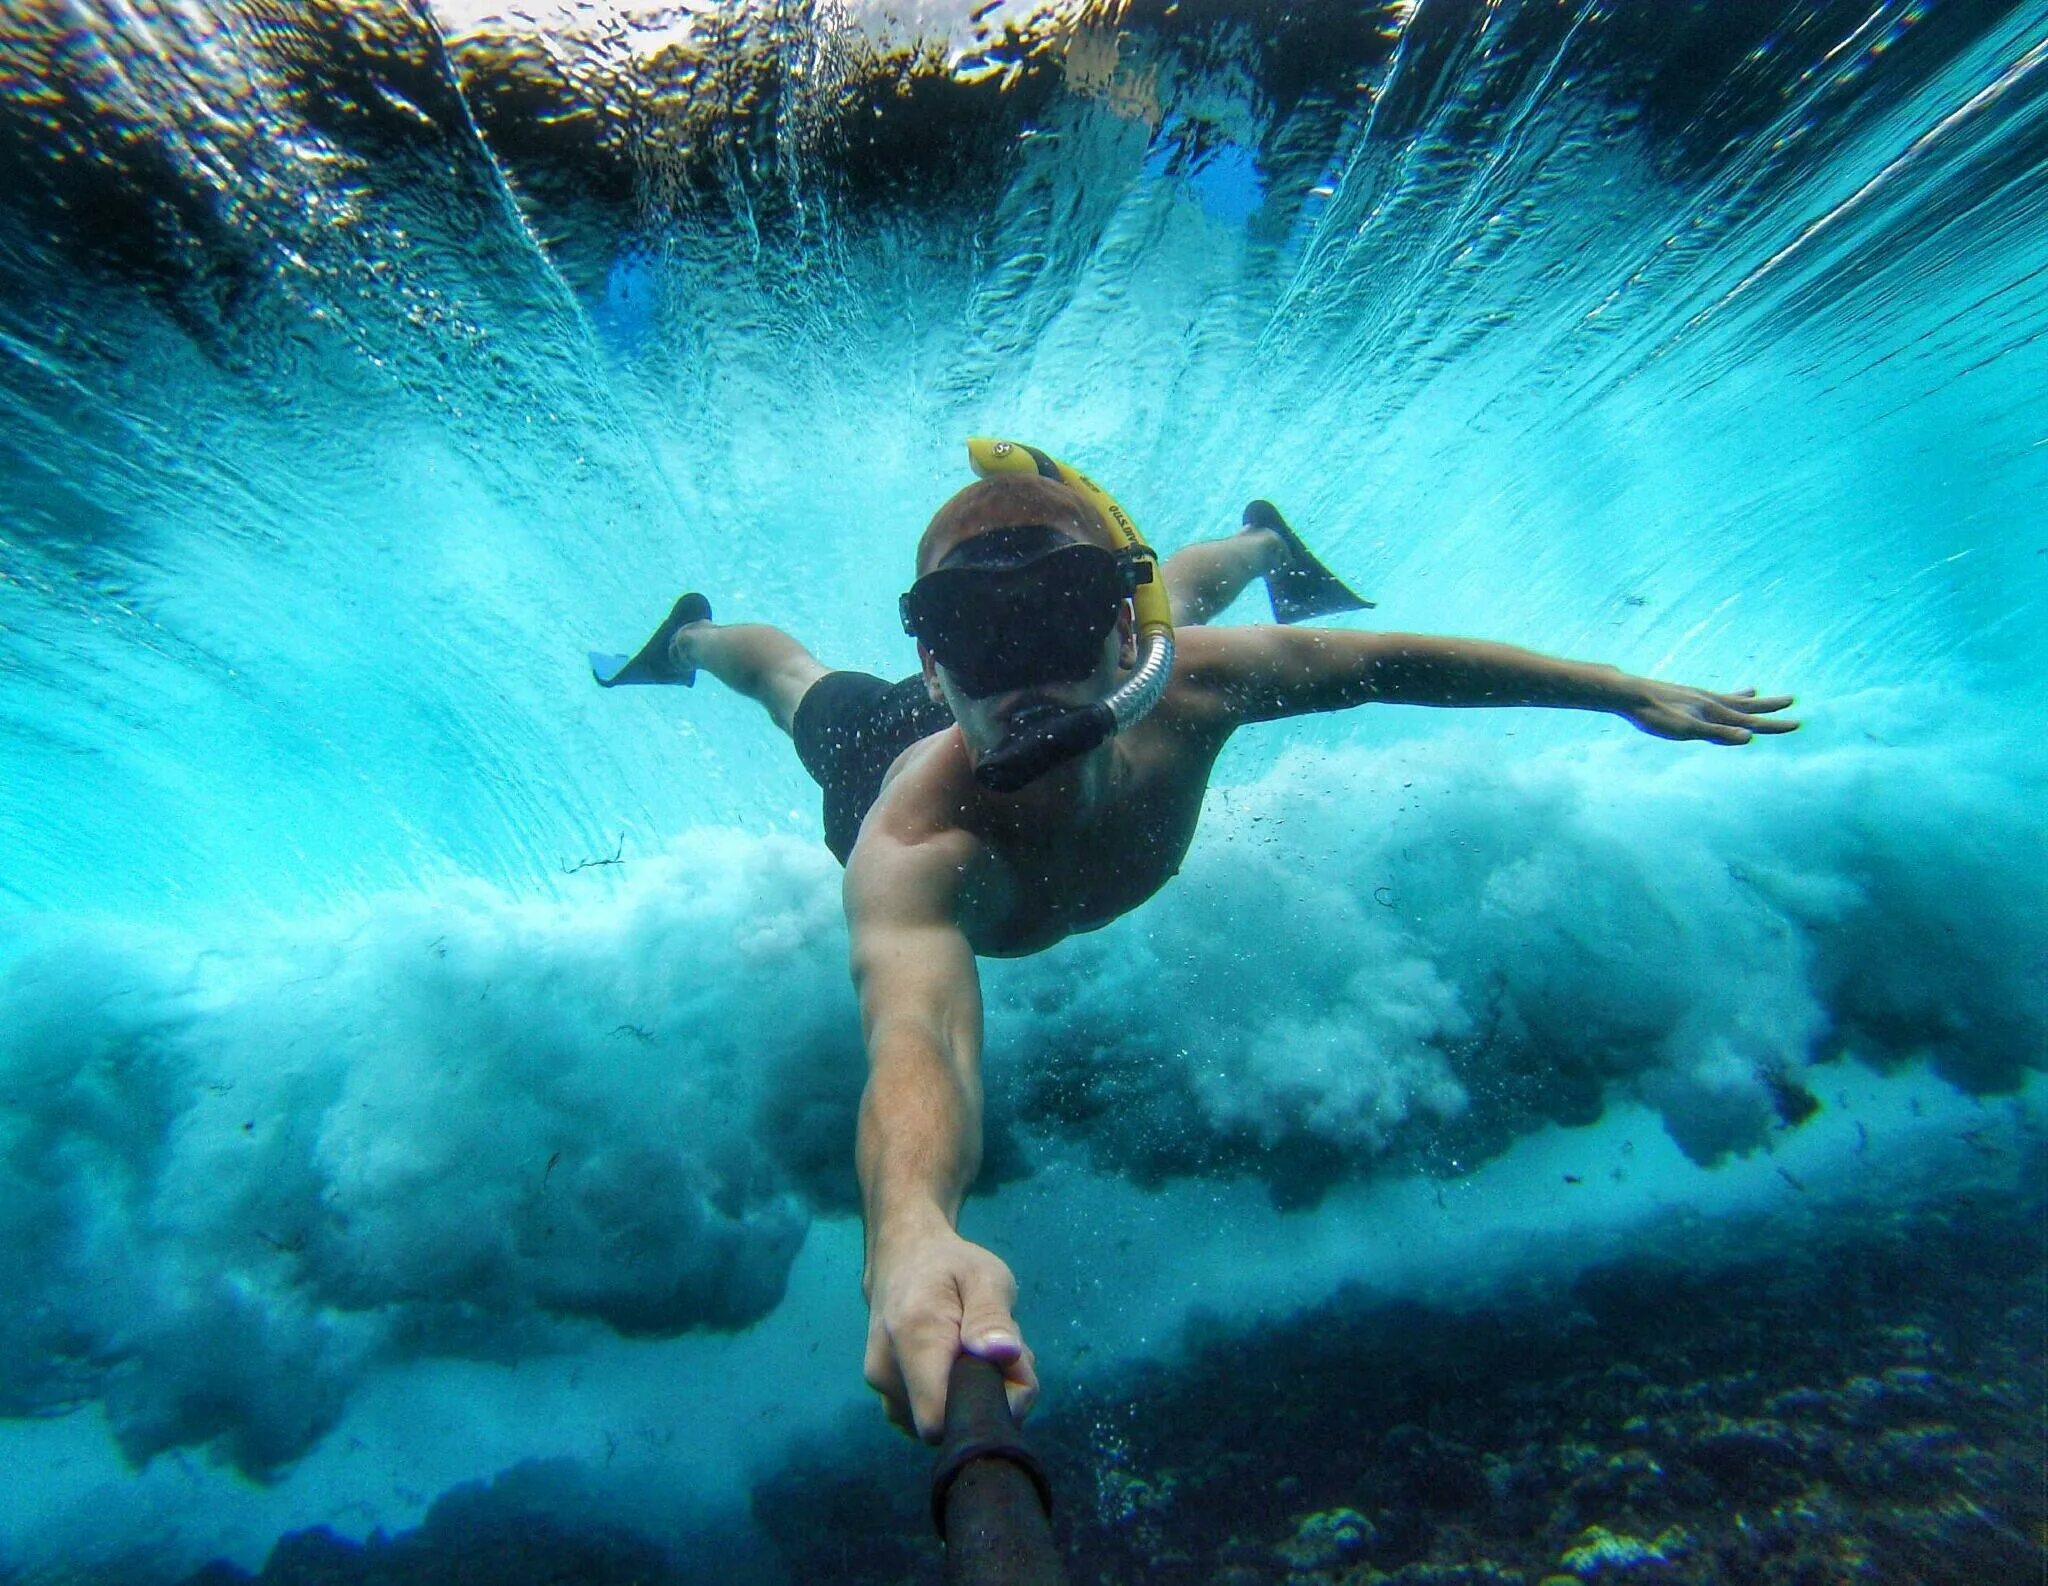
[918,641,946,704]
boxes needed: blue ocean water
[0,1,2042,1581]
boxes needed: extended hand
[864,1228,1038,1443]
[1623,683,1799,745]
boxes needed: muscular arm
[848,835,983,1272]
[1186,627,1797,743]
[844,829,1036,1440]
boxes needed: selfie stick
[931,1354,1067,1585]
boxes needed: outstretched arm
[845,830,1037,1442]
[1187,627,1798,743]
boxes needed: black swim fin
[1244,500,1373,623]
[589,592,713,687]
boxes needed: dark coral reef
[760,1147,2046,1585]
[184,1140,2044,1585]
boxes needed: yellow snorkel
[963,437,1177,792]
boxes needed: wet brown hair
[915,475,1118,576]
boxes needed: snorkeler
[592,440,1798,1444]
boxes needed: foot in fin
[1244,500,1373,623]
[589,593,714,687]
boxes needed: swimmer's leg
[1161,528,1285,626]
[675,620,830,735]
[591,599,825,732]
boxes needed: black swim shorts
[792,671,954,864]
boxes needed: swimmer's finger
[863,1317,918,1435]
[1007,1346,1040,1424]
[974,1337,1040,1424]
[1703,698,1799,735]
[958,1266,1033,1423]
[1716,690,1796,714]
[900,1317,962,1444]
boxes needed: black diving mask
[900,541,1145,699]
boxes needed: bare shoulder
[846,740,985,928]
[841,756,991,1033]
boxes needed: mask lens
[904,545,1126,697]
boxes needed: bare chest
[962,736,1219,957]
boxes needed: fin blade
[1245,500,1374,623]
[589,651,633,687]
[587,593,712,687]
[1269,566,1375,623]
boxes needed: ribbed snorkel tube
[964,438,1175,793]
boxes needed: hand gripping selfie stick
[964,439,1176,793]
[931,1354,1067,1585]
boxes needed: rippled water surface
[0,1,2042,1581]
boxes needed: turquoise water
[0,1,2043,1580]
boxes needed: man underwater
[592,440,1798,1442]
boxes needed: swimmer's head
[916,476,1119,576]
[903,475,1138,721]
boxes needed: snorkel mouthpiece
[962,438,1176,792]
[973,702,1116,793]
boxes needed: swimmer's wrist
[1558,659,1639,713]
[864,1202,956,1281]
[876,1203,956,1247]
